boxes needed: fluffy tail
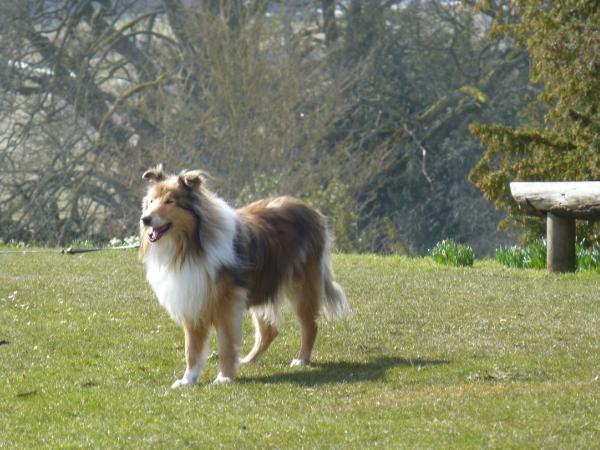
[320,235,350,320]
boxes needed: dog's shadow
[239,356,448,386]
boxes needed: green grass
[1,251,599,448]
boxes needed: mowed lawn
[1,250,599,448]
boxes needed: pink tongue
[149,224,170,242]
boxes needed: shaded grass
[1,251,599,448]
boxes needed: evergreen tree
[470,0,600,241]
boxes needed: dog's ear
[142,164,166,183]
[178,169,205,190]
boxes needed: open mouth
[148,223,172,242]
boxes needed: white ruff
[144,240,211,324]
[142,199,239,325]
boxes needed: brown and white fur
[139,165,349,388]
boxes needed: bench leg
[546,213,576,273]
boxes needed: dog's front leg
[213,288,246,384]
[171,317,209,388]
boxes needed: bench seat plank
[510,181,600,220]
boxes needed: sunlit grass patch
[1,251,599,447]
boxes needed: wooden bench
[510,182,600,273]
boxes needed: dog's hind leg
[289,266,321,367]
[239,306,279,365]
[172,317,210,388]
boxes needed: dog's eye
[165,199,174,204]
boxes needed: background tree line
[1,0,594,253]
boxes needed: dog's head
[140,164,205,244]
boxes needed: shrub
[428,239,474,267]
[496,239,600,271]
[576,241,600,272]
[522,238,547,270]
[496,238,546,269]
[495,245,528,269]
[0,240,29,249]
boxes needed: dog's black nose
[141,216,152,226]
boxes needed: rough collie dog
[139,165,349,388]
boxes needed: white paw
[290,358,309,367]
[212,374,233,384]
[171,378,196,389]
